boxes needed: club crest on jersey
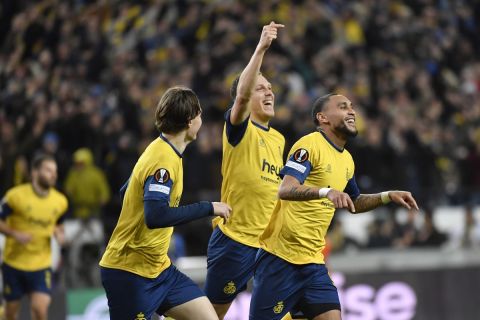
[135,313,147,320]
[293,148,309,163]
[259,138,266,147]
[154,168,170,184]
[273,301,284,314]
[223,281,237,295]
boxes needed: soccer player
[204,22,286,318]
[0,154,68,320]
[99,86,231,320]
[249,94,419,320]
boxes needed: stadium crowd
[1,0,480,286]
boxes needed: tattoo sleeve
[280,186,319,201]
[352,194,383,213]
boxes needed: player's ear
[317,112,328,124]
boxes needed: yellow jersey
[100,135,183,278]
[213,110,285,247]
[1,184,67,271]
[260,131,359,264]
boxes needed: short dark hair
[312,93,336,126]
[31,153,56,170]
[154,86,202,134]
[229,72,263,100]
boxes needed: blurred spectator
[392,210,418,249]
[449,206,480,249]
[102,132,138,244]
[414,207,447,247]
[366,218,394,249]
[461,206,480,248]
[64,148,110,287]
[327,216,360,253]
[40,131,69,183]
[64,148,110,220]
[365,208,404,249]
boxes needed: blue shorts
[205,227,258,304]
[249,250,340,320]
[2,263,52,301]
[100,264,204,319]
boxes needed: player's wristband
[381,191,391,204]
[318,188,331,198]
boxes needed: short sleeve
[344,175,360,200]
[143,167,174,203]
[224,108,249,146]
[280,147,313,184]
[0,197,13,219]
[1,189,18,218]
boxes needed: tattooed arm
[352,194,384,213]
[278,175,356,212]
[278,175,320,201]
[353,191,419,214]
[279,176,418,214]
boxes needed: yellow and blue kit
[100,134,213,319]
[205,109,285,304]
[250,131,360,319]
[0,183,67,300]
[214,109,285,247]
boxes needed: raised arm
[353,191,419,213]
[230,21,284,125]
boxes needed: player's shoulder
[342,147,354,160]
[140,137,179,164]
[4,184,34,207]
[5,183,31,197]
[293,132,318,147]
[267,126,285,141]
[48,188,68,210]
[134,137,181,179]
[50,188,68,202]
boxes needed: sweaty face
[250,75,275,122]
[34,160,58,189]
[323,95,358,137]
[187,113,202,141]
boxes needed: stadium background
[0,0,479,319]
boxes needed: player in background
[0,154,68,320]
[250,94,419,320]
[99,86,231,320]
[204,21,286,319]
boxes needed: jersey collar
[251,120,270,131]
[159,134,183,158]
[319,130,344,152]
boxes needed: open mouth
[263,100,273,107]
[345,118,355,125]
